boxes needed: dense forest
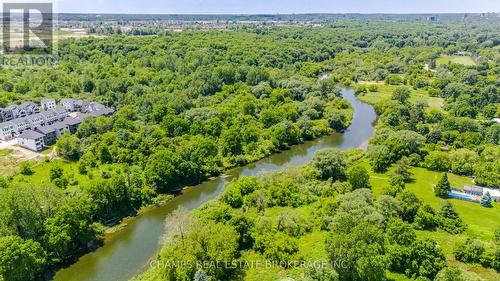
[0,16,499,281]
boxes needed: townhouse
[41,98,57,111]
[0,98,114,151]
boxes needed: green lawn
[9,158,121,189]
[356,82,444,110]
[436,55,476,66]
[363,159,499,241]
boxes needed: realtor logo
[2,1,53,53]
[1,1,57,67]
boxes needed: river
[52,88,376,281]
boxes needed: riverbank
[52,89,377,281]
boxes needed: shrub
[454,238,485,264]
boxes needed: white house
[11,118,31,134]
[40,110,58,125]
[26,113,46,129]
[60,99,78,111]
[53,107,69,120]
[0,122,15,140]
[41,98,57,111]
[17,130,45,151]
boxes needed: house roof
[36,125,57,134]
[0,121,13,128]
[53,107,68,114]
[62,117,82,126]
[18,130,45,140]
[41,110,58,118]
[89,108,115,117]
[11,117,30,125]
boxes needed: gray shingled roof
[18,130,45,139]
[36,125,57,134]
[62,117,82,126]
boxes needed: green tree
[56,134,82,161]
[438,202,466,234]
[424,151,451,172]
[414,204,438,230]
[434,173,451,198]
[0,236,46,281]
[312,149,347,181]
[392,87,411,103]
[480,192,493,208]
[145,149,180,191]
[393,157,412,183]
[347,166,371,190]
[19,162,34,176]
[326,222,388,281]
[397,190,422,223]
[406,238,446,279]
[367,145,392,173]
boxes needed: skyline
[56,0,500,14]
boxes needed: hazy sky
[57,0,500,14]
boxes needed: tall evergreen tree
[434,173,451,198]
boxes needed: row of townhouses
[0,98,107,123]
[0,99,114,151]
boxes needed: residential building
[11,118,31,134]
[19,102,40,115]
[40,110,59,125]
[82,102,106,113]
[60,98,76,111]
[53,107,69,120]
[26,113,46,129]
[0,122,15,140]
[60,98,86,112]
[6,102,40,119]
[62,116,83,134]
[6,105,22,119]
[465,185,500,201]
[41,98,57,111]
[0,108,14,122]
[88,107,115,117]
[36,122,68,145]
[17,130,45,151]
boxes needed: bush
[454,238,485,264]
[254,232,299,265]
[435,266,483,281]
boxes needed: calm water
[52,89,376,281]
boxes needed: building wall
[18,137,44,151]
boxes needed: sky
[56,0,500,14]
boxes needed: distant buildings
[0,99,114,151]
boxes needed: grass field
[436,55,476,66]
[359,159,499,280]
[362,159,499,241]
[356,82,444,110]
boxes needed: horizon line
[54,12,499,16]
